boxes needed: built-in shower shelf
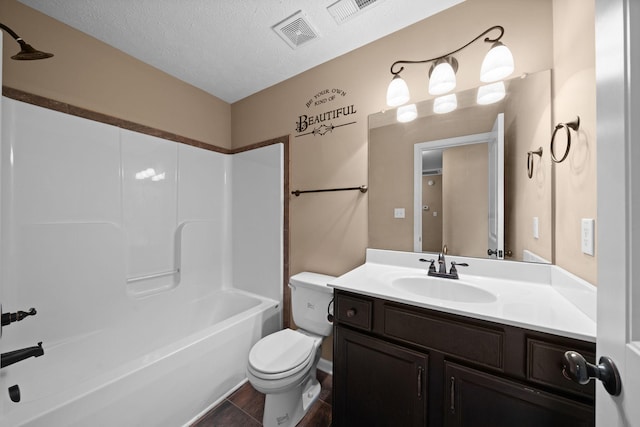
[126,269,180,283]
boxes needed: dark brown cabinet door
[444,362,594,427]
[333,326,428,427]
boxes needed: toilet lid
[248,329,316,375]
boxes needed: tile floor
[192,370,332,427]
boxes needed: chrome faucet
[437,252,447,274]
[419,254,469,280]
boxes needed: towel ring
[550,116,580,163]
[527,147,543,179]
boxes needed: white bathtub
[0,289,280,427]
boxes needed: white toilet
[247,272,335,427]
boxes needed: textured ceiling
[17,0,463,103]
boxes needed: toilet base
[262,375,321,427]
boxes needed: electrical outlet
[581,218,595,256]
[394,208,405,219]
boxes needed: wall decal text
[296,88,357,138]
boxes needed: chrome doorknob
[562,351,622,396]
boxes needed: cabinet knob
[346,308,357,318]
[562,351,621,396]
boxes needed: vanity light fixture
[386,25,513,107]
[0,23,54,60]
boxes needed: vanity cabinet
[332,290,595,427]
[334,327,428,426]
[444,362,594,426]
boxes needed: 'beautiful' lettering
[296,105,357,132]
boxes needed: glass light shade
[477,81,506,105]
[480,42,515,82]
[433,94,458,114]
[397,103,418,123]
[428,60,457,95]
[386,75,410,107]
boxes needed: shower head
[1,22,54,61]
[11,39,54,60]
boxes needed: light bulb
[386,75,410,107]
[433,94,458,114]
[477,81,506,105]
[397,103,418,123]
[429,58,457,95]
[480,42,515,82]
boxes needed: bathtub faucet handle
[1,307,37,327]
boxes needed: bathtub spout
[1,342,44,369]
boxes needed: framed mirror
[369,69,552,263]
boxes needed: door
[595,0,640,425]
[487,113,504,259]
[0,31,4,419]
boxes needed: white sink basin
[391,276,497,303]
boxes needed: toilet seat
[248,329,319,381]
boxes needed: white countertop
[329,249,597,343]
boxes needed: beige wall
[443,144,489,258]
[1,0,231,148]
[552,0,597,284]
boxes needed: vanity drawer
[335,293,372,331]
[383,305,505,369]
[527,338,595,398]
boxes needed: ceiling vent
[327,0,383,24]
[272,10,320,49]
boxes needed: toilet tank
[289,272,336,336]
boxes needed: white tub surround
[329,249,596,342]
[0,97,284,426]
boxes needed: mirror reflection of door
[421,174,442,252]
[415,113,504,259]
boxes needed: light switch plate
[533,217,539,239]
[581,218,595,256]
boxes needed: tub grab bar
[127,269,180,283]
